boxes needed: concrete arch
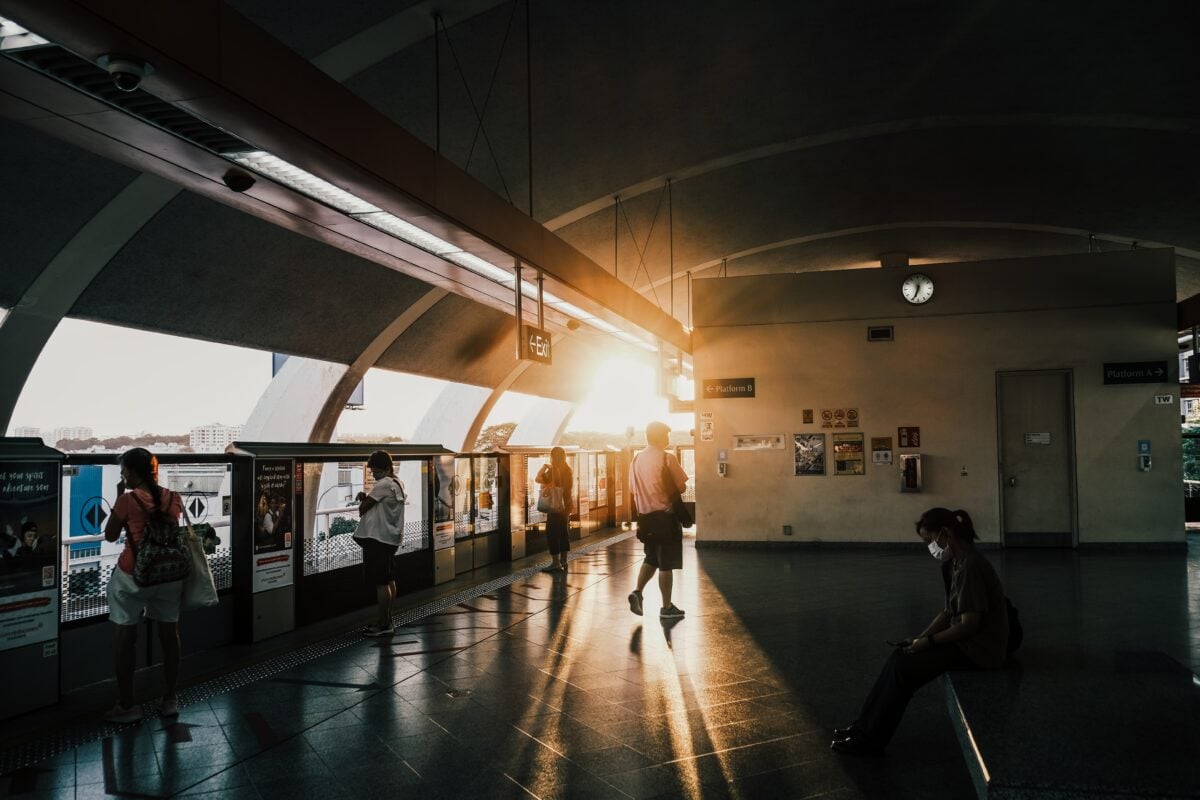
[507,397,575,447]
[542,114,1200,232]
[0,174,181,432]
[410,382,493,451]
[241,288,449,442]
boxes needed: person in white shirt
[627,422,689,619]
[354,450,407,636]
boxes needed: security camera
[222,169,256,193]
[566,319,582,331]
[97,55,153,92]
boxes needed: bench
[943,651,1200,799]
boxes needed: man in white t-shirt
[354,451,406,636]
[627,422,689,620]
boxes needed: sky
[6,318,691,440]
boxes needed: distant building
[12,425,40,438]
[190,423,243,452]
[53,426,94,444]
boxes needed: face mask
[371,469,388,480]
[927,539,952,562]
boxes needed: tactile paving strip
[0,530,634,776]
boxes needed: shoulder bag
[661,456,694,528]
[537,466,566,514]
[181,505,219,609]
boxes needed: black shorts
[639,511,683,570]
[358,537,396,586]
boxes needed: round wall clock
[901,273,934,304]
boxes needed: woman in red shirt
[102,448,185,723]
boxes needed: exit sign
[522,325,552,365]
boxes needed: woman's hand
[905,636,931,654]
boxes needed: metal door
[997,370,1077,547]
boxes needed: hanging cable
[668,178,674,319]
[614,196,620,278]
[434,14,441,155]
[525,0,533,218]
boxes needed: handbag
[661,459,694,528]
[129,492,191,587]
[181,506,219,609]
[537,484,565,514]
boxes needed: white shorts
[107,567,183,625]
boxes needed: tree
[474,422,517,451]
[329,516,359,536]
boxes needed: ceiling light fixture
[227,150,381,215]
[0,16,48,51]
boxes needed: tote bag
[181,506,219,609]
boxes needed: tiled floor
[2,535,1198,799]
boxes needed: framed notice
[793,434,826,476]
[432,456,455,550]
[0,461,59,652]
[821,408,860,428]
[252,459,295,593]
[832,433,866,475]
[733,434,785,451]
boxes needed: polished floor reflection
[2,536,1197,799]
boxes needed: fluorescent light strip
[224,149,656,350]
[354,212,460,255]
[444,251,515,282]
[227,151,381,215]
[0,17,48,51]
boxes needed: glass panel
[526,455,548,525]
[595,455,608,508]
[454,457,473,539]
[679,447,696,502]
[474,456,499,534]
[61,462,234,622]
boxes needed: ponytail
[916,507,978,542]
[951,509,978,542]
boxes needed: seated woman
[832,507,1009,755]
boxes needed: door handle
[1007,476,1017,487]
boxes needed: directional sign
[521,325,552,365]
[79,497,111,535]
[1102,361,1169,385]
[185,494,209,522]
[703,377,756,398]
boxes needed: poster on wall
[253,459,294,593]
[0,461,59,652]
[793,434,826,476]
[833,433,865,475]
[699,412,715,442]
[871,437,893,465]
[432,457,455,550]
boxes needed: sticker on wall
[733,434,785,451]
[833,433,866,475]
[898,426,921,447]
[794,434,826,475]
[821,408,860,428]
[871,437,893,465]
[803,409,814,425]
[700,412,715,442]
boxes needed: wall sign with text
[522,326,553,365]
[703,377,755,398]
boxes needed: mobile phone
[116,480,126,496]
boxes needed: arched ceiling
[2,0,1198,411]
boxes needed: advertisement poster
[253,459,294,593]
[793,434,826,476]
[833,433,866,475]
[432,457,455,550]
[0,461,59,652]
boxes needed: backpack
[129,491,191,587]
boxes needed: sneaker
[364,624,395,637]
[659,604,686,619]
[158,697,180,717]
[541,564,560,573]
[103,704,144,724]
[628,590,644,616]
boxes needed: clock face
[901,273,934,304]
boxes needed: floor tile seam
[0,532,635,779]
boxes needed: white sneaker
[104,704,144,724]
[659,604,686,619]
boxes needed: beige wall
[692,249,1182,545]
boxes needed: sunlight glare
[567,356,692,434]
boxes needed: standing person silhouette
[102,448,185,723]
[536,447,573,572]
[354,451,407,637]
[627,422,689,620]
